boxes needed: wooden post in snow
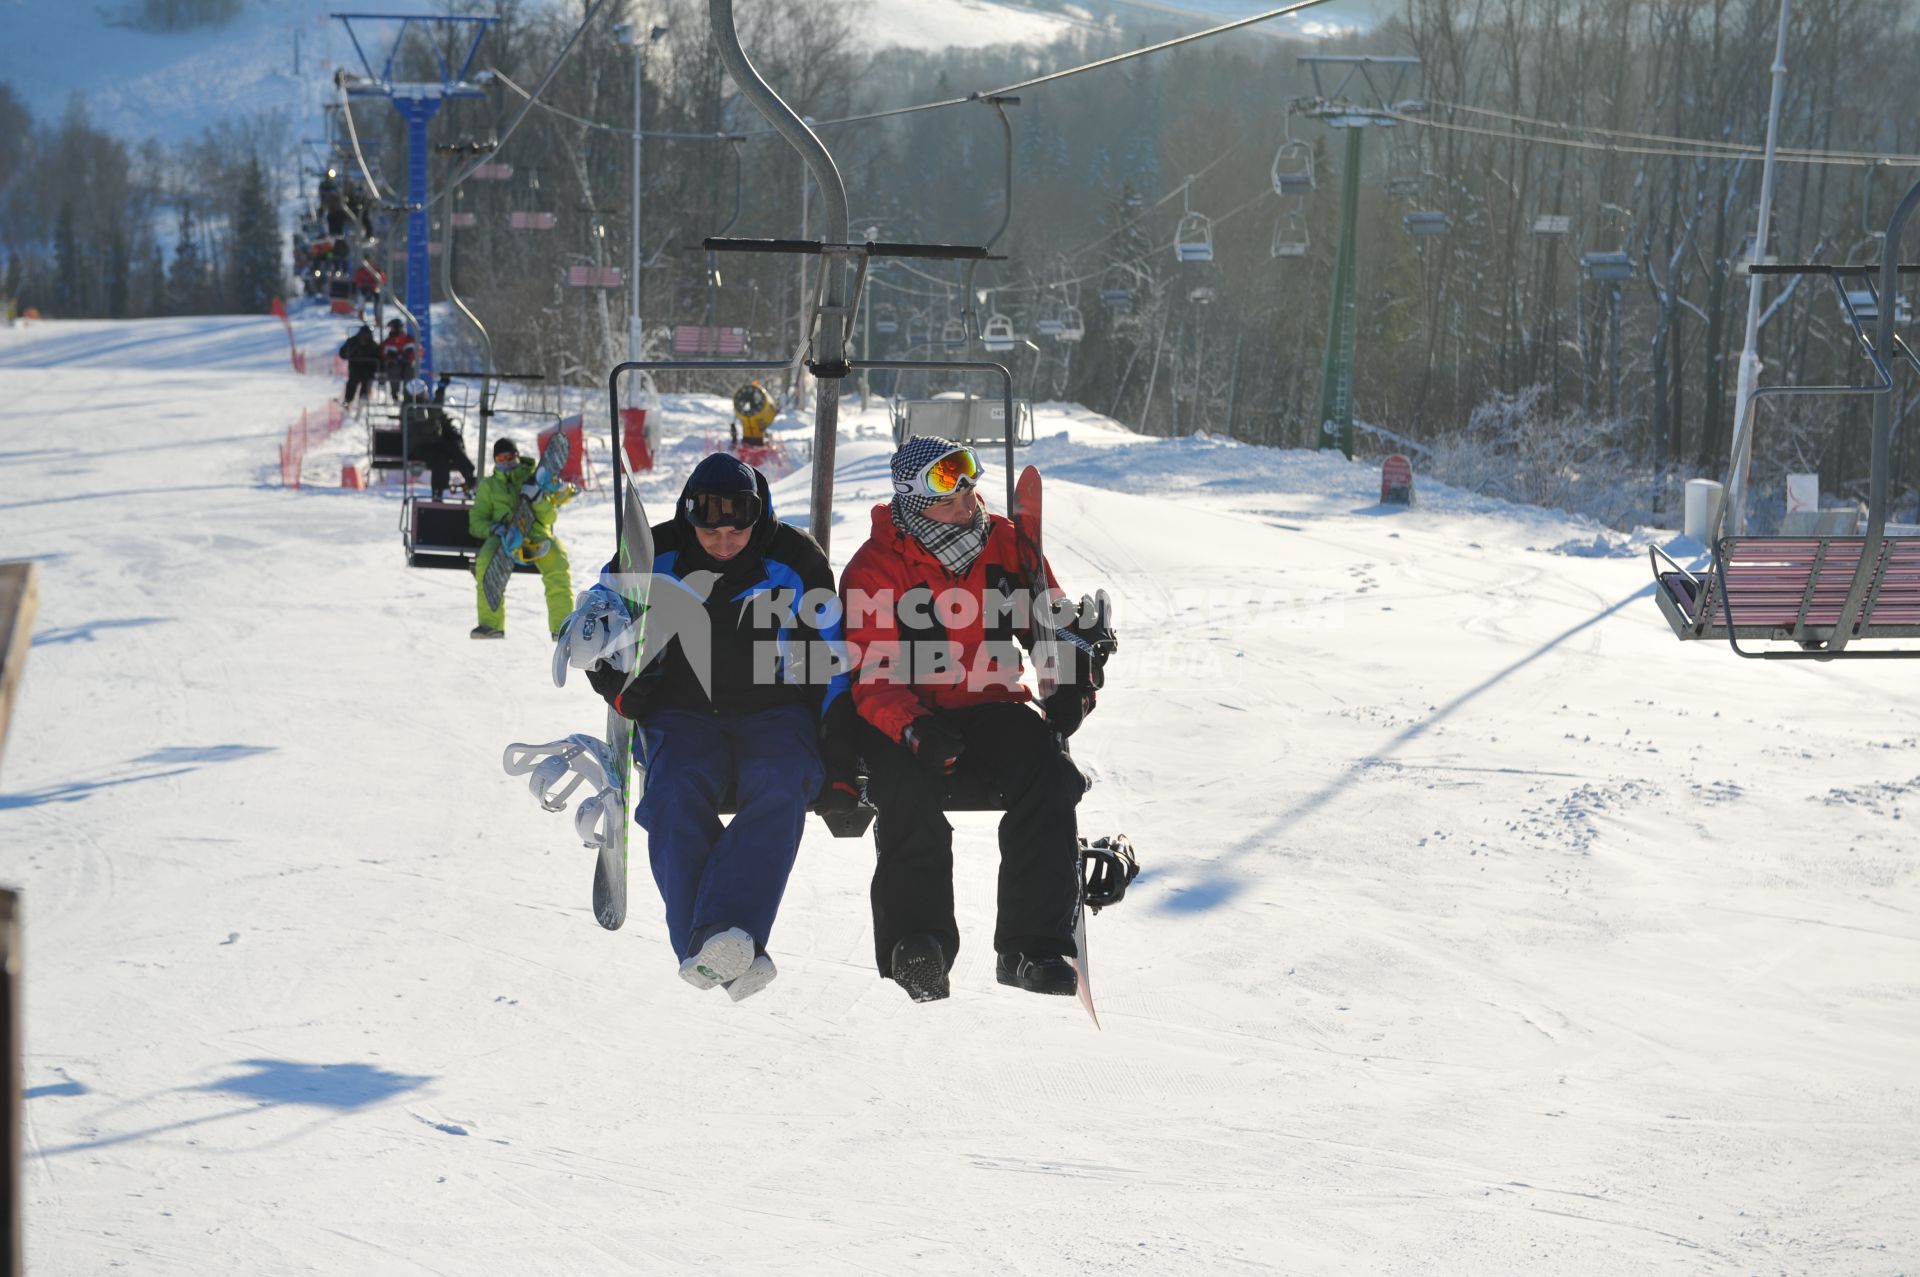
[0,559,35,1277]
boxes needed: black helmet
[387,318,403,332]
[492,437,520,460]
[1081,835,1139,913]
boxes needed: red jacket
[840,503,1063,744]
[381,332,418,365]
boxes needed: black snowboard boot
[995,951,1077,997]
[890,934,950,1003]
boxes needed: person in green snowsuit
[468,436,575,640]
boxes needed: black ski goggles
[686,489,762,531]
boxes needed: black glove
[585,663,655,722]
[813,778,864,819]
[1044,685,1094,738]
[902,716,966,776]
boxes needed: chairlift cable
[1427,99,1920,167]
[489,0,1341,143]
[430,0,613,211]
[1392,108,1920,170]
[490,69,751,142]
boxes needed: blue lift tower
[330,12,497,373]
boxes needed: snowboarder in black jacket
[339,324,380,406]
[567,453,858,1002]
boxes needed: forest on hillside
[6,0,1920,524]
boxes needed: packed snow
[1,308,1916,1275]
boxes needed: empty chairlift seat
[1271,141,1316,196]
[1174,212,1215,263]
[891,397,1033,449]
[670,325,750,356]
[1651,536,1920,652]
[1272,208,1310,259]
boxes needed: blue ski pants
[635,704,823,962]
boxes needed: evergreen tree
[229,156,283,312]
[167,205,205,314]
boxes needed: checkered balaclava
[889,435,989,574]
[889,435,972,519]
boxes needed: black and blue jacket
[584,462,856,770]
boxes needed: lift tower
[1297,55,1421,459]
[331,12,497,372]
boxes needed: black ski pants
[864,701,1083,976]
[413,436,475,500]
[343,360,378,405]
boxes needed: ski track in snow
[1,309,1918,1274]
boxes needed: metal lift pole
[1316,126,1364,458]
[1300,55,1422,460]
[331,14,495,375]
[398,99,441,367]
[708,0,851,554]
[1725,0,1792,536]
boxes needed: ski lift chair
[1650,260,1920,658]
[1189,285,1217,305]
[1580,251,1635,282]
[1404,211,1452,237]
[1532,214,1571,236]
[368,407,408,477]
[873,303,899,336]
[1271,209,1310,259]
[1058,305,1086,343]
[891,396,1034,449]
[940,316,967,345]
[1174,212,1215,263]
[1840,287,1913,325]
[981,313,1018,353]
[1037,311,1066,338]
[1271,141,1316,197]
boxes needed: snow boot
[889,933,950,1003]
[470,625,505,640]
[724,954,778,1003]
[995,951,1077,997]
[679,927,755,990]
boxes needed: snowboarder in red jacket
[379,320,420,400]
[839,436,1112,1004]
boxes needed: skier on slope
[399,377,476,501]
[337,323,380,406]
[838,436,1115,1004]
[468,437,575,640]
[559,452,859,1002]
[380,319,420,401]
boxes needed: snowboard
[595,475,654,931]
[1011,464,1101,1028]
[480,428,571,611]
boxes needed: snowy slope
[2,311,1918,1275]
[0,0,1102,147]
[865,0,1099,50]
[1,0,341,145]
